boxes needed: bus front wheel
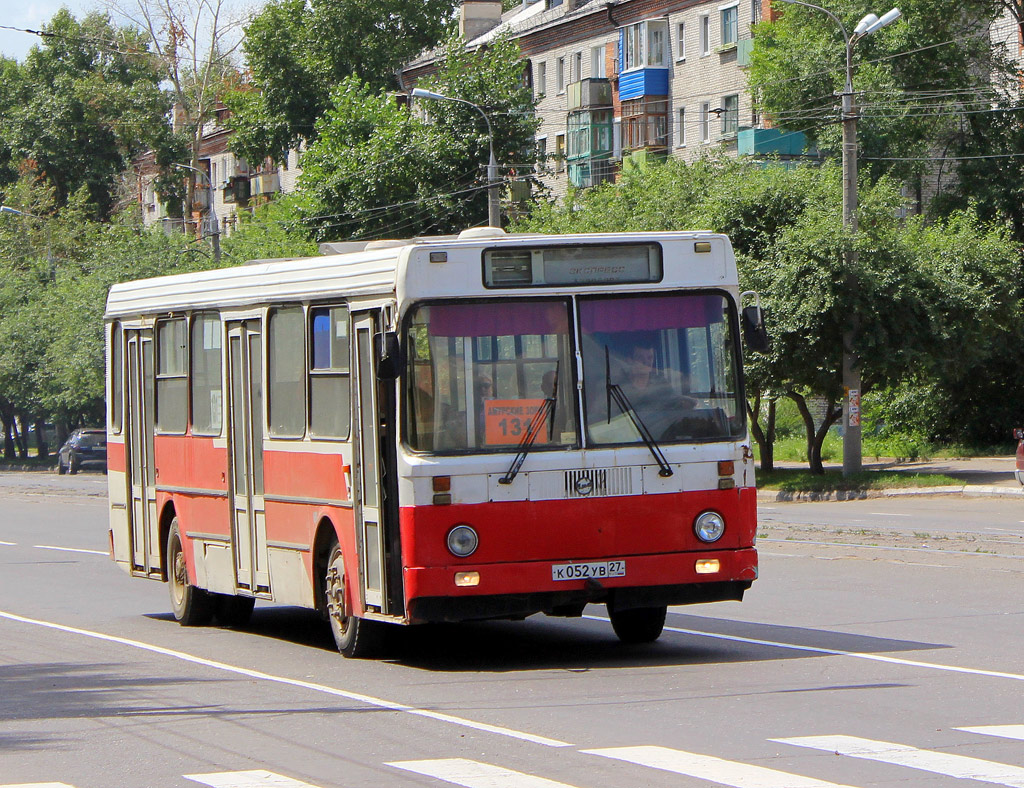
[324,542,383,658]
[609,604,667,644]
[167,518,213,626]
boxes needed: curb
[757,485,1024,502]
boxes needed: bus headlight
[694,511,726,543]
[447,525,479,557]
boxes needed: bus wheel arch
[158,502,178,582]
[318,524,384,658]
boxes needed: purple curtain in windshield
[580,294,723,334]
[426,301,569,338]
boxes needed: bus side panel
[107,438,131,568]
[263,448,350,503]
[189,436,229,493]
[400,487,756,568]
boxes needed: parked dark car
[1015,428,1024,487]
[57,428,107,474]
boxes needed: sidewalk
[759,456,1024,501]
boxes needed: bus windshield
[406,300,577,452]
[581,293,743,445]
[405,292,743,453]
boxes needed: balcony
[737,38,754,67]
[567,78,612,110]
[737,127,808,157]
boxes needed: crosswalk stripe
[183,771,323,788]
[775,735,1024,787]
[958,725,1024,742]
[387,758,580,788]
[582,745,860,788]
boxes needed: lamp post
[1,205,54,280]
[773,0,900,476]
[173,162,221,263]
[411,87,501,229]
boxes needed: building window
[537,137,548,172]
[557,56,566,93]
[621,98,669,151]
[591,45,606,78]
[622,19,669,70]
[721,94,739,135]
[677,107,686,147]
[555,134,565,172]
[677,22,686,60]
[573,51,583,82]
[721,4,738,47]
[537,61,547,96]
[700,102,710,142]
[700,15,710,55]
[751,0,762,24]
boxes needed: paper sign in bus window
[484,399,548,445]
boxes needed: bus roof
[104,230,732,319]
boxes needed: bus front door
[125,329,160,577]
[226,320,269,594]
[353,313,392,614]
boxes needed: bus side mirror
[375,332,403,381]
[741,301,770,353]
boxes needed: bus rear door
[125,329,160,577]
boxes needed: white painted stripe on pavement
[388,758,579,788]
[0,540,16,546]
[958,725,1024,742]
[0,610,571,748]
[584,745,859,788]
[33,545,107,556]
[1,783,77,787]
[776,735,1024,786]
[582,615,1024,683]
[185,770,321,788]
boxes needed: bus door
[226,320,269,594]
[353,312,401,614]
[125,329,159,576]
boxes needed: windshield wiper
[606,347,673,478]
[499,364,559,485]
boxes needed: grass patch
[757,468,962,492]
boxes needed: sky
[1,0,98,61]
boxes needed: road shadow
[199,604,950,674]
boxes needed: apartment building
[133,104,300,237]
[402,0,808,196]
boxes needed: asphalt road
[1,474,1023,788]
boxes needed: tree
[748,0,1011,191]
[226,0,458,166]
[0,10,172,218]
[298,35,540,240]
[514,157,1019,471]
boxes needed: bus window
[579,292,743,444]
[110,322,122,434]
[155,318,187,434]
[405,300,576,452]
[268,307,305,438]
[309,305,350,439]
[190,314,222,435]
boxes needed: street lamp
[773,0,901,476]
[173,162,221,263]
[1,205,54,279]
[411,87,502,229]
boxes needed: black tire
[324,541,383,658]
[167,518,213,626]
[213,594,255,628]
[609,604,667,644]
[56,457,66,475]
[68,454,78,475]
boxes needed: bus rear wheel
[324,542,382,658]
[167,518,213,626]
[609,604,667,644]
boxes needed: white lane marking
[388,759,579,788]
[776,735,1024,786]
[869,512,913,517]
[959,725,1024,742]
[0,540,16,546]
[0,783,77,787]
[582,614,1024,682]
[584,746,859,788]
[185,771,321,788]
[0,610,571,748]
[32,545,107,556]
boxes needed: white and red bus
[105,228,766,656]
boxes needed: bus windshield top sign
[484,244,663,288]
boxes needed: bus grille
[563,468,632,498]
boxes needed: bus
[105,227,767,657]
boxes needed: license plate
[551,560,626,581]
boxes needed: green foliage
[0,10,171,218]
[220,193,320,264]
[299,36,540,240]
[227,0,458,165]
